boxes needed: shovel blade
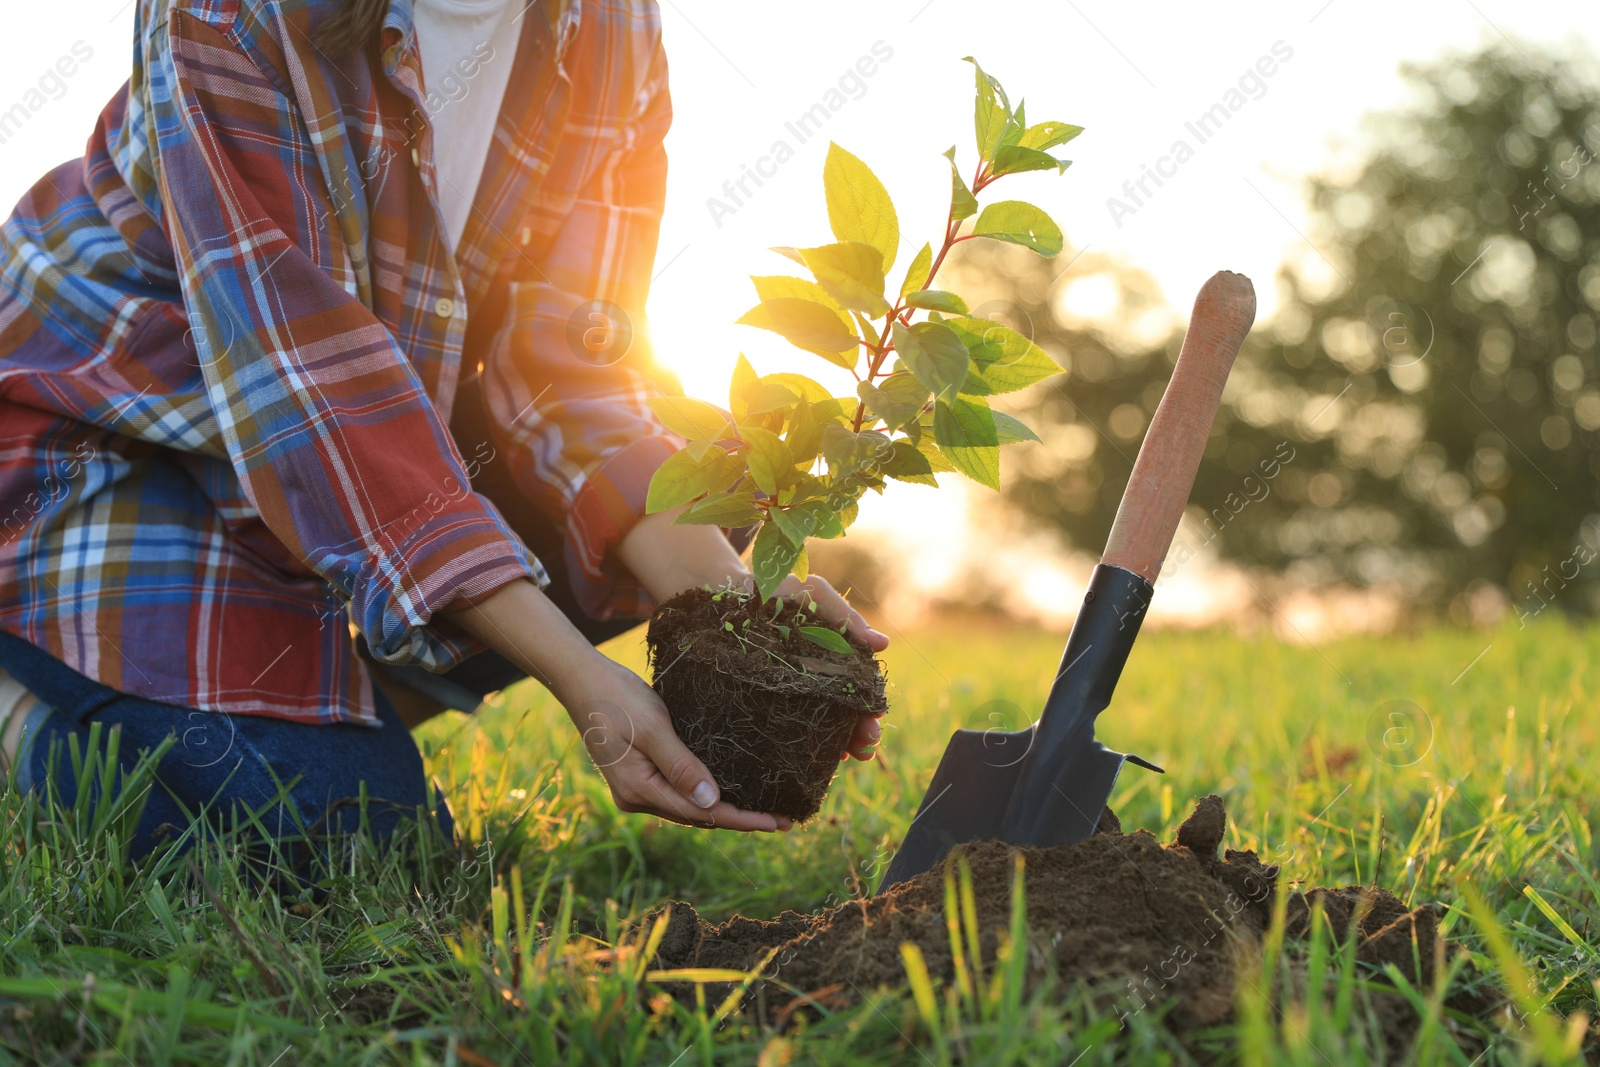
[875,727,1132,893]
[874,564,1161,895]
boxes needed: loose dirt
[650,797,1497,1049]
[647,586,887,822]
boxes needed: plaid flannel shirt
[0,0,681,725]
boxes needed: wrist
[440,577,608,696]
[651,554,750,598]
[616,509,749,601]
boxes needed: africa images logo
[1106,40,1294,228]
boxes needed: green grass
[1,617,1597,1064]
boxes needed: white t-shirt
[412,0,520,249]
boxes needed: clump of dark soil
[646,586,887,822]
[650,796,1497,1048]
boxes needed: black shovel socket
[877,271,1257,893]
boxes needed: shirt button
[411,147,420,167]
[434,297,456,318]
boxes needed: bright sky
[2,0,1595,622]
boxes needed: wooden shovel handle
[1101,271,1256,582]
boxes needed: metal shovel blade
[875,730,1134,893]
[876,564,1162,893]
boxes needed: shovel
[877,271,1257,893]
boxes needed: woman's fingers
[618,688,791,831]
[607,742,787,831]
[636,763,788,831]
[776,575,890,651]
[842,713,881,761]
[771,575,889,763]
[633,709,722,811]
[571,662,791,832]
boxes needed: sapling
[643,60,1078,820]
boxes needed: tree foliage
[1005,44,1600,617]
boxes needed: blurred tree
[984,44,1600,618]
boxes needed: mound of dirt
[650,797,1489,1046]
[647,586,886,822]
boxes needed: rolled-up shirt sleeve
[157,8,541,670]
[482,27,682,621]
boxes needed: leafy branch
[646,58,1079,600]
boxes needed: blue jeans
[1,628,456,862]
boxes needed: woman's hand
[441,578,789,832]
[769,572,887,762]
[561,656,792,832]
[616,511,890,763]
[769,572,889,655]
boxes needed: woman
[0,0,886,858]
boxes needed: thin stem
[920,161,986,292]
[848,157,989,433]
[850,297,906,430]
[923,218,964,286]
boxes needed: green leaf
[916,435,956,473]
[851,311,878,346]
[881,438,937,486]
[782,472,829,505]
[943,147,979,221]
[856,373,929,432]
[745,381,800,416]
[821,424,894,480]
[770,499,845,546]
[797,243,891,318]
[741,426,794,495]
[736,298,860,367]
[785,397,848,467]
[645,447,740,514]
[823,143,899,274]
[991,145,1071,177]
[752,523,800,601]
[993,410,1041,445]
[783,399,824,468]
[798,625,853,654]
[904,290,970,314]
[729,353,759,420]
[934,397,1000,489]
[763,373,834,406]
[941,314,1063,394]
[893,320,969,403]
[1019,120,1083,152]
[1000,99,1026,152]
[792,544,809,582]
[677,490,764,527]
[971,201,1063,256]
[900,242,933,299]
[648,396,732,441]
[752,273,849,314]
[963,57,1012,164]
